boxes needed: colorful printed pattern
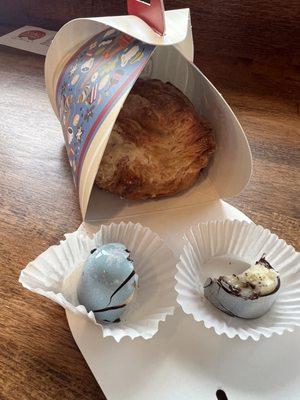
[56,28,155,186]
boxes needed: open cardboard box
[42,4,300,400]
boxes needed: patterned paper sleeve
[56,27,155,186]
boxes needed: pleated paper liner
[19,222,176,342]
[175,219,300,340]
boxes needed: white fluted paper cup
[19,222,176,342]
[175,219,300,341]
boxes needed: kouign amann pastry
[95,78,215,200]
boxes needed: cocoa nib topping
[218,277,259,299]
[218,277,241,296]
[248,282,256,290]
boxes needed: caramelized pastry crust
[95,79,215,200]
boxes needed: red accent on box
[127,0,165,35]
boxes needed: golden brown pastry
[95,79,215,200]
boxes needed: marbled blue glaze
[77,243,137,323]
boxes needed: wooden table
[0,42,299,399]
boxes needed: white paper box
[45,9,252,220]
[32,6,300,400]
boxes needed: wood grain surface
[0,12,299,400]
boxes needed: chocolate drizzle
[93,303,126,313]
[219,278,260,300]
[107,270,136,305]
[125,249,133,262]
[256,254,272,269]
[102,318,121,324]
[92,268,136,313]
[204,278,236,317]
[216,389,228,400]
